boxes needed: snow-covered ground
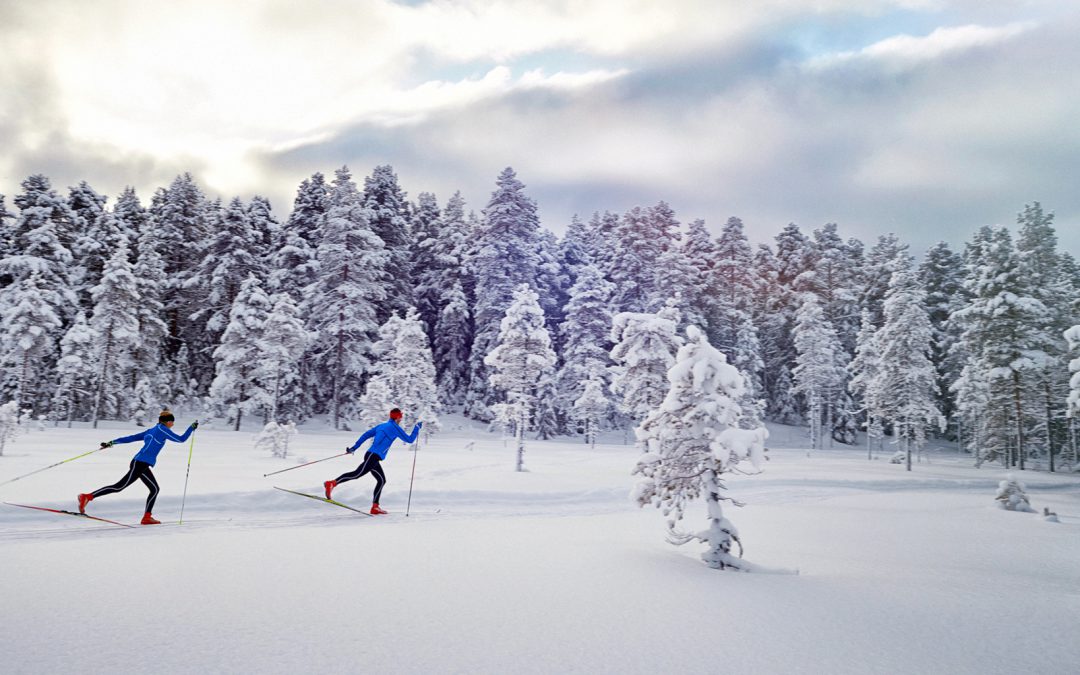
[2,417,1079,674]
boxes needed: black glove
[346,446,355,454]
[100,441,113,448]
[191,420,199,430]
[416,421,423,430]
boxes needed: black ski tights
[334,451,386,504]
[91,459,160,513]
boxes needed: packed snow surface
[2,417,1079,674]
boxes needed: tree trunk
[1044,382,1055,473]
[234,382,245,431]
[515,405,525,472]
[1012,372,1025,470]
[92,329,115,430]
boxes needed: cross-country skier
[324,408,421,515]
[77,409,198,525]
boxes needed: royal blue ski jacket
[111,423,195,467]
[348,419,420,460]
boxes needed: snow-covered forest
[2,166,1079,471]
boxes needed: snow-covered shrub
[889,450,906,464]
[634,325,767,571]
[0,401,21,456]
[255,420,297,459]
[995,475,1034,512]
[1042,507,1059,523]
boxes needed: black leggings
[91,459,160,513]
[335,452,386,504]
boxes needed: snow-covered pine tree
[409,192,444,338]
[484,284,556,471]
[68,181,113,307]
[190,196,265,337]
[269,174,326,302]
[112,187,149,246]
[633,325,768,570]
[860,233,909,325]
[849,309,883,459]
[535,229,568,351]
[88,243,141,427]
[651,237,704,332]
[555,263,615,434]
[359,309,440,434]
[1067,325,1080,419]
[875,267,945,470]
[557,214,593,293]
[952,227,1050,469]
[792,293,846,453]
[255,420,298,459]
[210,275,272,431]
[0,400,21,456]
[247,195,279,260]
[304,167,388,429]
[465,168,541,420]
[1016,202,1072,471]
[363,165,413,319]
[609,307,682,429]
[431,192,474,407]
[51,311,95,426]
[0,193,14,263]
[572,369,610,448]
[995,474,1034,512]
[131,222,169,401]
[259,293,310,424]
[533,374,561,440]
[585,210,620,281]
[918,241,966,432]
[609,203,678,314]
[0,272,63,414]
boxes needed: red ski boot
[370,503,387,515]
[141,512,161,525]
[324,480,337,499]
[77,493,93,514]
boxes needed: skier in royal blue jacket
[324,408,422,515]
[77,409,198,525]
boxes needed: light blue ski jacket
[348,419,420,460]
[112,423,195,466]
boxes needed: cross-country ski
[273,486,372,516]
[4,502,136,528]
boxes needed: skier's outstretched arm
[347,428,377,453]
[105,429,148,447]
[398,422,422,444]
[161,421,198,443]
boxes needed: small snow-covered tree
[359,309,441,434]
[0,400,21,456]
[484,284,556,471]
[556,263,615,433]
[572,369,611,449]
[255,420,298,459]
[210,276,271,431]
[995,474,1034,512]
[609,305,682,429]
[633,325,768,570]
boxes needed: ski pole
[262,452,349,478]
[406,437,421,517]
[0,446,107,488]
[179,432,195,525]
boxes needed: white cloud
[806,21,1036,71]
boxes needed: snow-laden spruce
[0,400,20,456]
[633,325,768,571]
[1066,325,1080,419]
[792,293,846,453]
[572,370,610,449]
[255,420,298,459]
[210,275,272,431]
[359,309,440,434]
[994,474,1034,512]
[88,242,141,427]
[258,293,310,424]
[609,303,682,430]
[485,284,556,472]
[555,263,615,434]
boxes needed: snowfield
[2,417,1079,674]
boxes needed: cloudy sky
[1,0,1078,253]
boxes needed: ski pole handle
[0,446,107,488]
[262,452,349,478]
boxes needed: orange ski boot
[324,480,337,500]
[370,503,387,515]
[77,493,93,514]
[141,512,161,525]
